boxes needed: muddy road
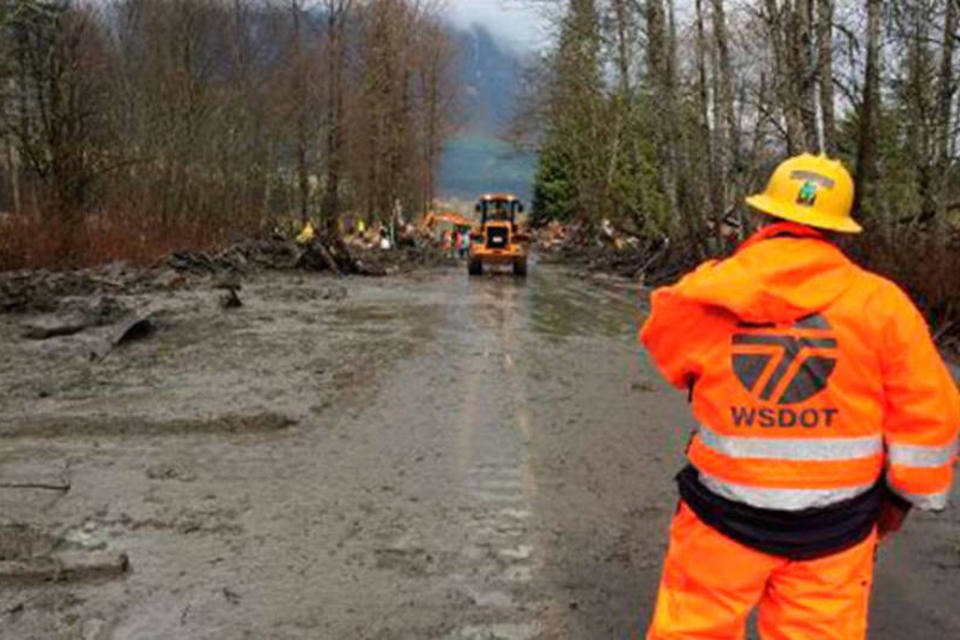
[1,265,959,639]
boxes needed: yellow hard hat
[745,153,861,233]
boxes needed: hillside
[439,24,536,204]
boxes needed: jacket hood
[673,223,857,324]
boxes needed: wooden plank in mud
[0,552,129,585]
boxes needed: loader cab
[475,196,524,227]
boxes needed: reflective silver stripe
[699,472,874,511]
[888,441,958,468]
[697,424,883,461]
[887,485,951,511]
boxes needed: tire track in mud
[443,278,548,640]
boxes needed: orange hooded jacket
[640,222,960,511]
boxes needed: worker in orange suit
[640,153,960,639]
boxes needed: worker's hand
[877,494,912,541]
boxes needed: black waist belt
[676,465,882,560]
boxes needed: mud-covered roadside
[1,264,959,639]
[0,265,444,639]
[0,236,451,315]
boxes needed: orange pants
[647,502,877,639]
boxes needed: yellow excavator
[468,193,527,277]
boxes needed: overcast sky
[445,0,548,51]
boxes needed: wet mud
[1,265,958,639]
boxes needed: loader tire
[468,258,483,276]
[513,257,527,277]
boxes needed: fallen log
[296,240,343,276]
[21,315,89,340]
[90,312,157,360]
[0,552,129,585]
[0,461,70,492]
[313,242,343,276]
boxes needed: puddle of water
[526,271,640,339]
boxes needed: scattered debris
[631,379,657,393]
[220,288,242,309]
[146,464,197,482]
[536,221,696,286]
[222,587,242,605]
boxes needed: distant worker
[458,227,469,259]
[295,220,315,246]
[442,229,452,257]
[640,153,960,639]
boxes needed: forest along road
[1,264,959,639]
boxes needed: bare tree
[854,0,881,219]
[320,0,351,233]
[817,0,836,154]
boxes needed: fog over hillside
[438,23,536,205]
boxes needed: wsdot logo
[731,314,837,406]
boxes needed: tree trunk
[322,1,350,236]
[6,135,20,213]
[817,0,836,155]
[763,0,801,153]
[711,0,737,167]
[854,0,881,220]
[613,0,631,98]
[710,0,737,248]
[646,0,680,228]
[934,0,957,223]
[697,0,722,251]
[798,0,819,151]
[291,0,309,225]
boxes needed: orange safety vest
[640,222,960,511]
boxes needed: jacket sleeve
[880,288,960,511]
[639,264,722,390]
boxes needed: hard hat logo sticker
[796,180,818,207]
